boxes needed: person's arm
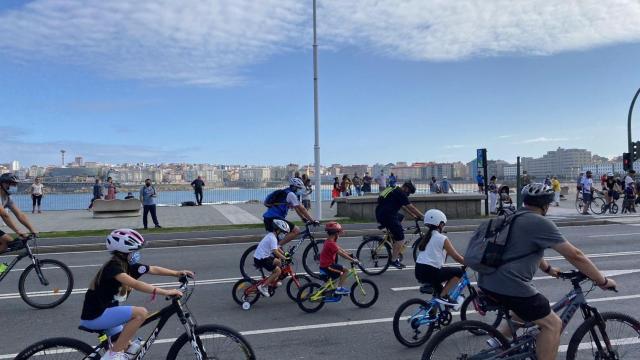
[538,259,561,277]
[273,247,287,261]
[337,247,357,262]
[402,204,423,220]
[0,207,26,237]
[114,273,182,297]
[552,242,616,289]
[443,239,464,264]
[8,202,37,235]
[148,266,194,278]
[294,204,315,222]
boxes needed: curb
[32,218,614,254]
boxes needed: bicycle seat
[78,326,106,334]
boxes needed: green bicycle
[295,261,379,313]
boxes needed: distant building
[525,148,591,179]
[45,167,100,182]
[239,167,271,182]
[74,157,84,166]
[339,165,370,176]
[10,160,20,171]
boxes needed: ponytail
[418,224,439,252]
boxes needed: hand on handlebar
[309,220,320,226]
[599,277,618,292]
[179,270,195,279]
[164,289,184,298]
[547,267,562,278]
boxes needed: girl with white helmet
[415,209,465,305]
[80,229,194,360]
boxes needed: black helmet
[402,181,416,194]
[521,183,555,208]
[0,173,18,185]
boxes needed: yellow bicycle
[295,262,379,313]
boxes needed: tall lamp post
[312,0,322,219]
[628,87,640,170]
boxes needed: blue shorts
[80,306,133,337]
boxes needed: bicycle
[232,258,311,309]
[0,234,73,309]
[356,219,424,275]
[239,222,324,279]
[575,191,606,215]
[15,276,256,360]
[295,261,379,313]
[422,270,640,360]
[392,267,503,347]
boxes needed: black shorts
[320,264,344,280]
[582,192,593,202]
[480,288,551,322]
[0,229,5,237]
[263,217,295,233]
[415,263,464,294]
[254,256,277,272]
[377,213,405,241]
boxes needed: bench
[92,199,142,218]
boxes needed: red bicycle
[232,259,311,309]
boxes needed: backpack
[181,201,196,207]
[264,189,289,208]
[464,212,531,274]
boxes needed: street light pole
[312,0,322,219]
[628,87,640,170]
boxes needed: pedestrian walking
[28,177,44,213]
[301,174,312,210]
[375,170,386,193]
[440,176,455,194]
[352,173,362,196]
[190,175,205,205]
[429,176,440,194]
[488,176,498,214]
[388,172,397,187]
[330,177,340,208]
[104,177,117,200]
[340,174,352,197]
[476,171,484,193]
[88,179,103,209]
[551,176,561,206]
[362,172,373,194]
[140,178,161,229]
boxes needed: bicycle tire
[590,197,606,215]
[296,282,324,313]
[610,203,619,214]
[19,259,74,309]
[412,242,419,263]
[566,311,640,360]
[286,274,311,301]
[421,320,509,360]
[15,337,95,360]
[301,239,324,279]
[392,298,435,347]
[459,292,504,335]
[239,244,260,280]
[356,236,391,275]
[231,279,260,306]
[166,324,256,360]
[350,279,378,308]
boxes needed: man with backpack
[466,183,616,360]
[263,178,318,246]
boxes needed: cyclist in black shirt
[375,181,424,269]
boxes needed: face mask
[277,233,286,241]
[296,188,305,196]
[129,251,141,265]
[145,183,151,187]
[6,185,17,195]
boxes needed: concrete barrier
[92,199,142,218]
[335,193,485,221]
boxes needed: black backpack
[264,189,289,208]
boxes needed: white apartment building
[239,167,271,182]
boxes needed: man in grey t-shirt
[478,183,617,360]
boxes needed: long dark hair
[418,224,440,252]
[89,252,129,290]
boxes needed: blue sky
[1,0,640,167]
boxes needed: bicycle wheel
[459,292,504,335]
[15,337,95,360]
[286,274,311,301]
[590,197,606,215]
[566,311,640,360]
[356,236,391,275]
[421,320,509,360]
[231,279,260,306]
[350,279,379,308]
[301,239,324,279]
[610,203,619,214]
[167,324,256,360]
[392,298,436,347]
[296,282,324,313]
[19,259,74,309]
[239,244,260,280]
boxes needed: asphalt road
[2,223,640,359]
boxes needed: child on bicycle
[80,229,193,360]
[253,219,290,297]
[415,209,465,305]
[319,221,358,295]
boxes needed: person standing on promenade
[352,173,362,196]
[301,174,312,210]
[430,176,440,194]
[476,171,485,193]
[0,173,38,254]
[28,177,44,213]
[88,179,103,209]
[362,172,373,194]
[440,176,455,194]
[488,176,498,214]
[340,174,352,197]
[105,177,117,200]
[576,172,584,201]
[551,176,561,206]
[140,179,161,229]
[580,171,594,215]
[388,172,397,187]
[375,170,386,193]
[522,171,531,186]
[190,176,205,206]
[330,177,340,208]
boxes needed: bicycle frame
[286,224,315,256]
[0,240,46,285]
[408,272,475,328]
[309,265,362,302]
[372,220,423,256]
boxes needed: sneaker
[334,287,350,295]
[257,284,270,297]
[390,260,406,269]
[275,281,283,287]
[101,350,130,360]
[434,296,457,307]
[486,337,501,349]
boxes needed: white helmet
[424,209,447,226]
[272,219,290,233]
[106,228,145,253]
[289,177,305,189]
[607,172,614,177]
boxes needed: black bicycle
[355,220,423,275]
[422,270,640,359]
[0,234,73,309]
[15,276,256,360]
[240,222,324,279]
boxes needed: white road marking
[588,232,640,238]
[212,204,262,224]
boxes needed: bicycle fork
[180,307,204,360]
[584,307,616,357]
[29,256,50,286]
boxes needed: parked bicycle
[295,261,379,313]
[422,270,640,359]
[16,276,256,360]
[232,258,311,309]
[356,219,424,275]
[575,191,606,215]
[392,266,503,347]
[0,234,73,309]
[240,222,324,279]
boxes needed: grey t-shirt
[478,209,566,297]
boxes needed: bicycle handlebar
[557,270,618,292]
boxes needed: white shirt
[625,175,634,190]
[375,174,386,187]
[30,183,43,195]
[254,232,278,259]
[581,177,593,193]
[286,191,300,207]
[416,231,448,269]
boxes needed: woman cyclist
[80,229,193,360]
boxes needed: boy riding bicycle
[253,219,290,297]
[319,222,358,295]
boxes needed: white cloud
[1,1,640,85]
[445,144,465,149]
[521,137,569,144]
[498,134,515,139]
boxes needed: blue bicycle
[392,266,504,347]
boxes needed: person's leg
[31,195,36,213]
[266,258,281,285]
[278,223,299,246]
[150,205,160,226]
[389,219,406,262]
[37,195,42,212]
[392,240,405,262]
[0,233,11,253]
[532,313,562,360]
[142,205,149,228]
[111,306,148,352]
